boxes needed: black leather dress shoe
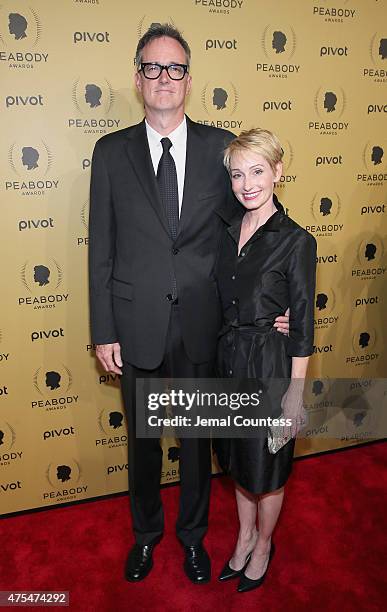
[183,544,211,584]
[218,552,252,581]
[125,543,154,582]
[237,542,275,593]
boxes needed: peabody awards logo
[44,459,88,503]
[303,379,333,438]
[309,87,348,136]
[32,364,79,411]
[312,2,356,24]
[68,78,121,134]
[0,6,48,69]
[341,393,375,442]
[363,33,386,84]
[352,237,385,281]
[6,140,59,197]
[96,408,128,449]
[307,193,343,237]
[77,199,89,247]
[346,329,378,367]
[19,259,70,310]
[357,142,386,186]
[0,420,23,466]
[192,0,244,16]
[275,140,296,188]
[314,288,339,330]
[198,82,242,130]
[257,25,300,79]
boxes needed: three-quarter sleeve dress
[214,196,317,494]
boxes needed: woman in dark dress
[215,128,316,592]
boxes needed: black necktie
[157,137,179,240]
[157,137,179,300]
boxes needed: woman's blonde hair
[224,128,283,174]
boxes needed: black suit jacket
[89,116,235,369]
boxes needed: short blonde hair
[224,128,283,174]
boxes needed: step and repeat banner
[0,0,386,514]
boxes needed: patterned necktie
[157,137,179,300]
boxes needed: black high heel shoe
[218,551,253,581]
[237,542,275,593]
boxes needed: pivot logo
[0,421,22,466]
[275,139,297,188]
[312,4,356,24]
[99,373,120,386]
[360,203,385,215]
[5,94,43,107]
[320,45,348,57]
[367,103,387,114]
[69,77,122,134]
[363,34,386,83]
[96,409,127,449]
[44,459,88,502]
[77,200,89,246]
[313,344,333,354]
[31,328,64,342]
[0,7,49,70]
[262,99,293,112]
[316,253,338,264]
[205,39,237,50]
[18,218,54,232]
[32,364,79,411]
[82,158,91,170]
[314,288,339,330]
[0,329,10,363]
[355,295,379,308]
[315,154,342,167]
[0,385,8,396]
[6,140,59,197]
[137,16,176,39]
[43,426,75,440]
[107,463,128,475]
[258,24,300,79]
[346,329,379,367]
[309,86,348,135]
[352,236,385,281]
[73,31,110,44]
[19,259,69,310]
[308,193,343,236]
[357,142,386,185]
[193,0,244,16]
[198,82,242,130]
[0,480,21,492]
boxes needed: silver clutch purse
[267,415,292,454]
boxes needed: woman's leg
[244,486,284,579]
[229,483,259,570]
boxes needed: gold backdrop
[1,0,386,514]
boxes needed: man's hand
[273,307,289,335]
[96,342,123,375]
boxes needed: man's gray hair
[135,23,191,69]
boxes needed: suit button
[166,293,173,301]
[172,248,179,255]
[231,275,236,280]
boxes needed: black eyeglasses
[139,62,188,80]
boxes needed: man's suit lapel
[177,117,205,240]
[125,120,170,236]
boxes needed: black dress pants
[120,305,214,546]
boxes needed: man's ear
[185,74,192,96]
[134,70,142,94]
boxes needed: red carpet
[1,442,386,611]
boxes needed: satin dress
[214,196,316,494]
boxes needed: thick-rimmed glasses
[139,62,188,80]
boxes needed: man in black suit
[89,24,288,584]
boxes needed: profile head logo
[33,365,72,397]
[109,411,123,429]
[351,328,377,354]
[8,13,27,40]
[312,380,324,396]
[22,147,39,170]
[168,446,180,462]
[272,31,287,53]
[0,430,4,445]
[85,84,102,108]
[359,332,370,349]
[57,465,71,482]
[378,38,386,60]
[365,243,377,261]
[201,82,238,116]
[0,421,16,451]
[45,371,61,391]
[353,412,366,427]
[33,264,50,286]
[371,146,383,165]
[316,293,328,311]
[212,87,228,110]
[324,92,337,113]
[320,197,332,216]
